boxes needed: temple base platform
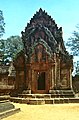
[9,89,79,105]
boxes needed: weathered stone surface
[0,100,20,119]
[12,8,74,98]
[0,100,15,113]
[45,100,53,104]
[0,108,20,119]
[10,96,79,104]
[69,98,79,103]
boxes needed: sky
[0,0,79,63]
[0,0,79,40]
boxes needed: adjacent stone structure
[72,75,79,93]
[0,64,15,95]
[13,8,74,96]
[0,100,20,119]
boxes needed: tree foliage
[76,61,79,75]
[66,25,79,56]
[0,39,5,65]
[0,10,5,37]
[66,25,79,75]
[5,35,23,59]
[0,35,23,65]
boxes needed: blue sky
[0,0,79,41]
[0,0,79,73]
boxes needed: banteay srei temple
[1,8,79,105]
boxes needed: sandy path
[3,103,79,120]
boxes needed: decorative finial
[39,8,43,12]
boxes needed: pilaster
[55,54,61,89]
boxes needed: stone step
[10,97,79,105]
[18,94,51,98]
[18,92,74,99]
[49,90,75,94]
[0,95,10,101]
[0,100,9,103]
[0,108,20,119]
[51,94,74,98]
[0,100,20,119]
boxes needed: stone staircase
[9,89,79,105]
[19,89,75,98]
[10,96,79,105]
[49,89,75,98]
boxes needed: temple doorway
[31,70,49,94]
[37,72,45,90]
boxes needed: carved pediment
[28,39,53,63]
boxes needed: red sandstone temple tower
[13,8,74,97]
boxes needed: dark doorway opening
[37,72,45,90]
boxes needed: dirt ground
[3,103,79,120]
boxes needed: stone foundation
[10,97,79,105]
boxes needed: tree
[0,10,5,38]
[75,61,79,75]
[66,25,79,56]
[5,35,23,63]
[0,39,5,65]
[0,35,23,65]
[0,10,5,65]
[66,24,79,75]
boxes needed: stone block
[54,99,60,104]
[0,108,20,119]
[59,99,64,103]
[36,95,44,99]
[37,100,45,105]
[45,100,53,104]
[27,100,37,105]
[44,94,51,98]
[64,98,69,103]
[69,98,79,103]
[0,100,15,113]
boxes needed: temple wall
[14,55,73,93]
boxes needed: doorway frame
[31,70,49,94]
